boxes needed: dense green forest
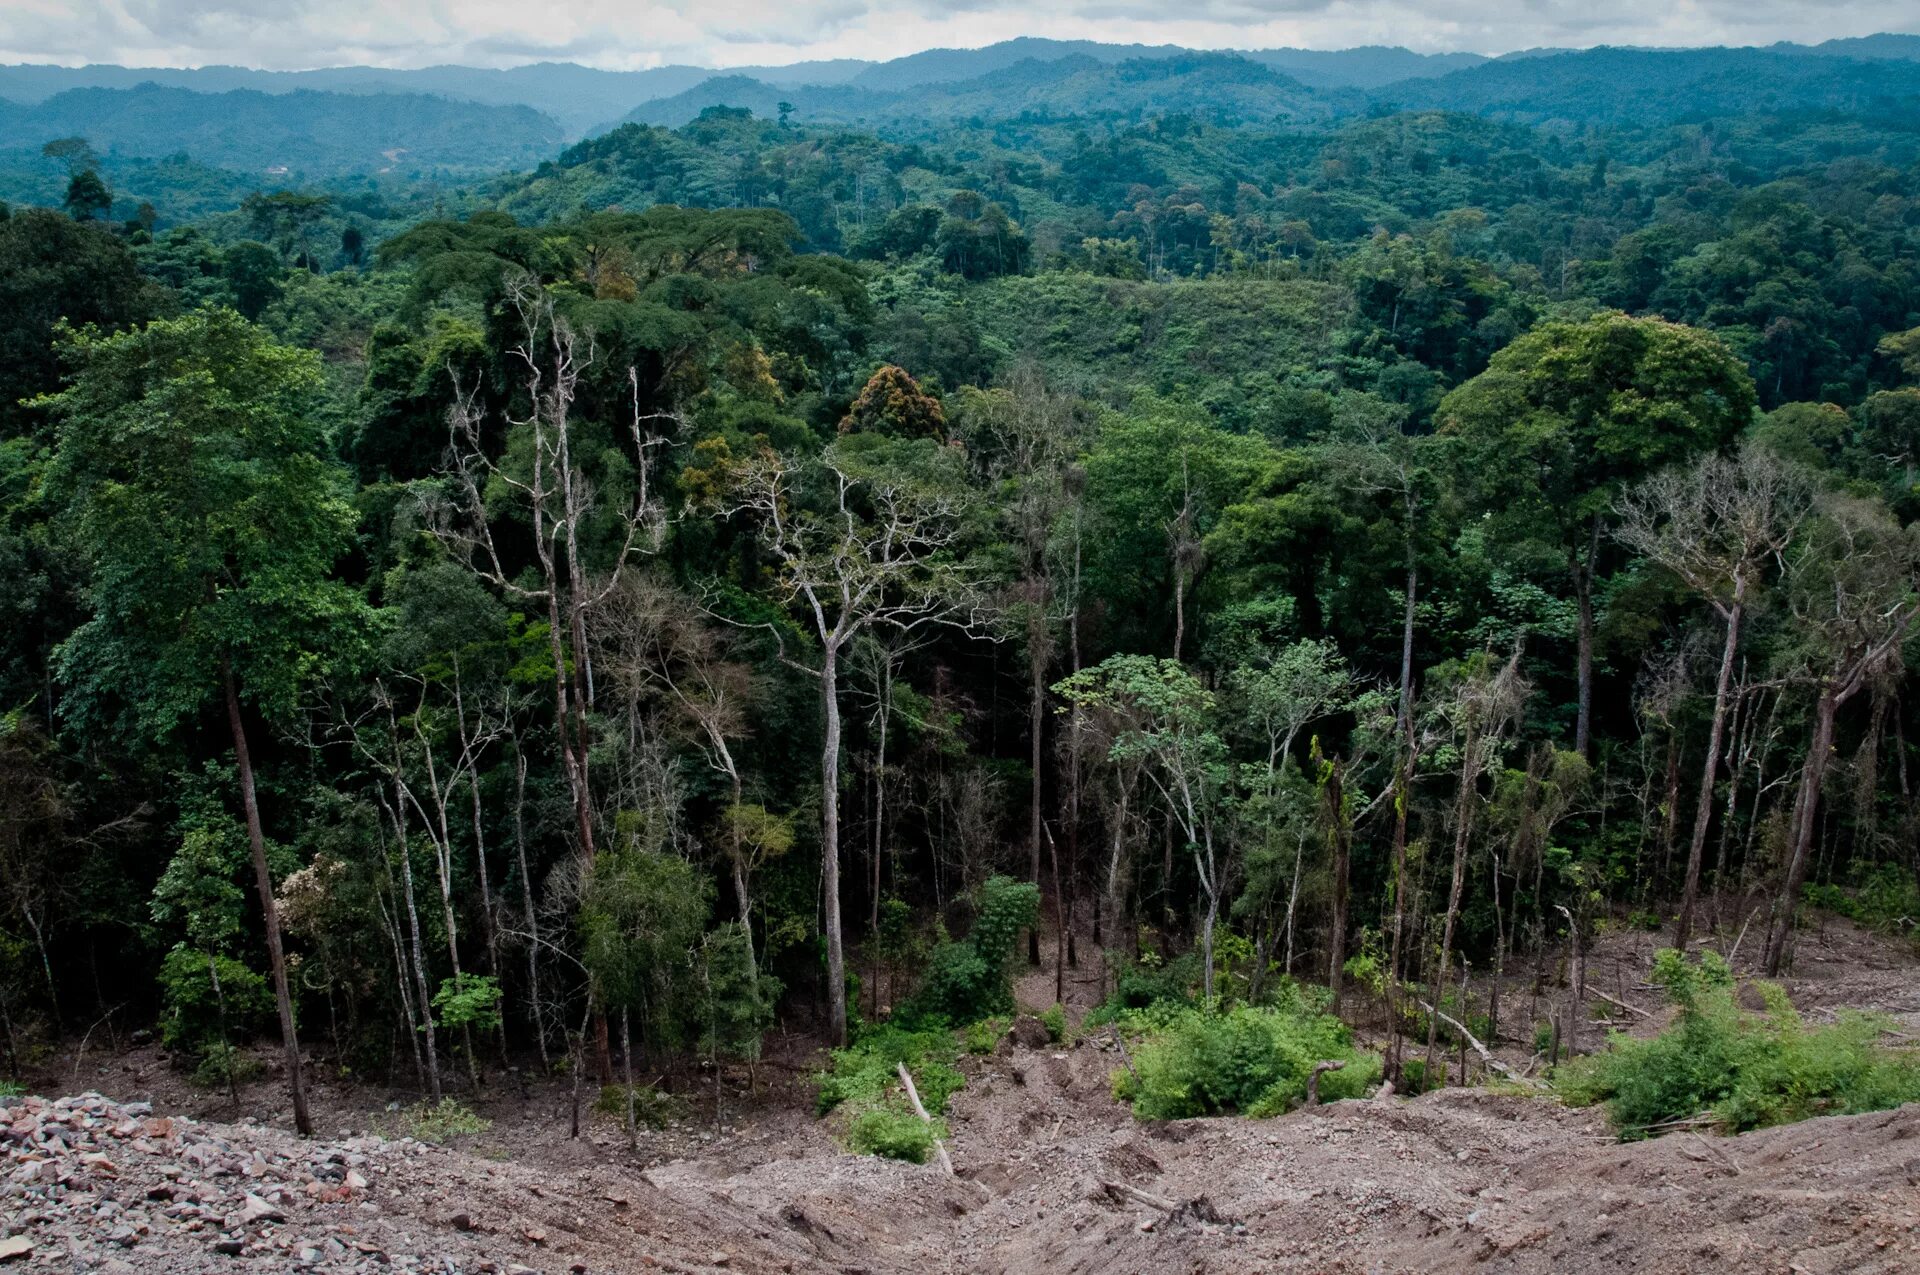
[3,38,1920,1137]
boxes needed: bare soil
[9,910,1920,1275]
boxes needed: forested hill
[4,38,1920,183]
[1379,45,1920,123]
[0,84,565,177]
[621,53,1346,129]
[5,28,1920,1166]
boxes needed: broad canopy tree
[43,308,367,1136]
[1438,311,1757,755]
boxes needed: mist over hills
[2,36,1918,184]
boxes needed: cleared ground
[8,914,1919,1274]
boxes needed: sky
[1,0,1917,71]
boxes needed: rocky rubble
[0,1092,545,1274]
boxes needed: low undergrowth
[1109,985,1379,1120]
[1557,950,1920,1139]
[814,1024,961,1164]
[1805,864,1920,943]
[381,1097,491,1144]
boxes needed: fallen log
[1096,1178,1179,1213]
[896,1061,954,1176]
[1306,1059,1346,1106]
[1590,987,1650,1019]
[1418,1000,1543,1089]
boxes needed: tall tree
[1762,492,1920,975]
[1438,312,1756,754]
[45,308,368,1136]
[956,373,1087,963]
[1616,443,1812,949]
[724,435,986,1045]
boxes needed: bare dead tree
[1425,648,1527,1071]
[432,275,676,862]
[1763,492,1920,974]
[1617,443,1813,949]
[722,443,992,1045]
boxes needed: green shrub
[1090,951,1204,1024]
[845,1106,944,1162]
[431,973,503,1031]
[1808,865,1920,941]
[962,1016,1009,1054]
[1557,951,1920,1139]
[817,1023,965,1161]
[1039,1004,1068,1043]
[896,876,1039,1027]
[1399,1057,1430,1097]
[594,1083,691,1127]
[190,1047,263,1090]
[815,1025,963,1116]
[156,945,273,1058]
[384,1098,490,1143]
[1111,993,1379,1120]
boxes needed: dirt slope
[11,915,1918,1274]
[9,1055,1920,1275]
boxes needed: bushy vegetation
[593,1083,691,1128]
[382,1098,491,1143]
[1805,866,1920,943]
[1111,990,1379,1120]
[894,877,1039,1028]
[814,1025,963,1161]
[1558,951,1920,1138]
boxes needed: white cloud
[0,0,1915,70]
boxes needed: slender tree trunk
[543,588,595,859]
[1029,618,1046,966]
[1573,523,1598,757]
[1068,515,1085,965]
[1398,556,1417,733]
[1658,729,1682,891]
[224,663,312,1137]
[822,644,848,1046]
[1325,758,1351,1013]
[1764,686,1840,976]
[208,950,239,1104]
[1385,738,1413,1080]
[1674,596,1743,949]
[1426,728,1480,1069]
[1488,854,1506,1046]
[387,723,442,1102]
[511,747,550,1071]
[620,1008,637,1150]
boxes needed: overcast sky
[2,0,1917,71]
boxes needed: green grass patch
[594,1083,692,1128]
[1109,988,1379,1120]
[380,1098,491,1143]
[1557,950,1920,1139]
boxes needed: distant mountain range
[1,35,1917,180]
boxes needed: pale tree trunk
[821,643,848,1046]
[511,747,549,1071]
[1573,520,1599,757]
[387,719,441,1102]
[1764,686,1841,975]
[224,664,311,1137]
[1028,617,1046,966]
[1674,590,1744,950]
[1324,758,1350,1013]
[453,668,507,1065]
[1385,738,1414,1080]
[1426,721,1481,1070]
